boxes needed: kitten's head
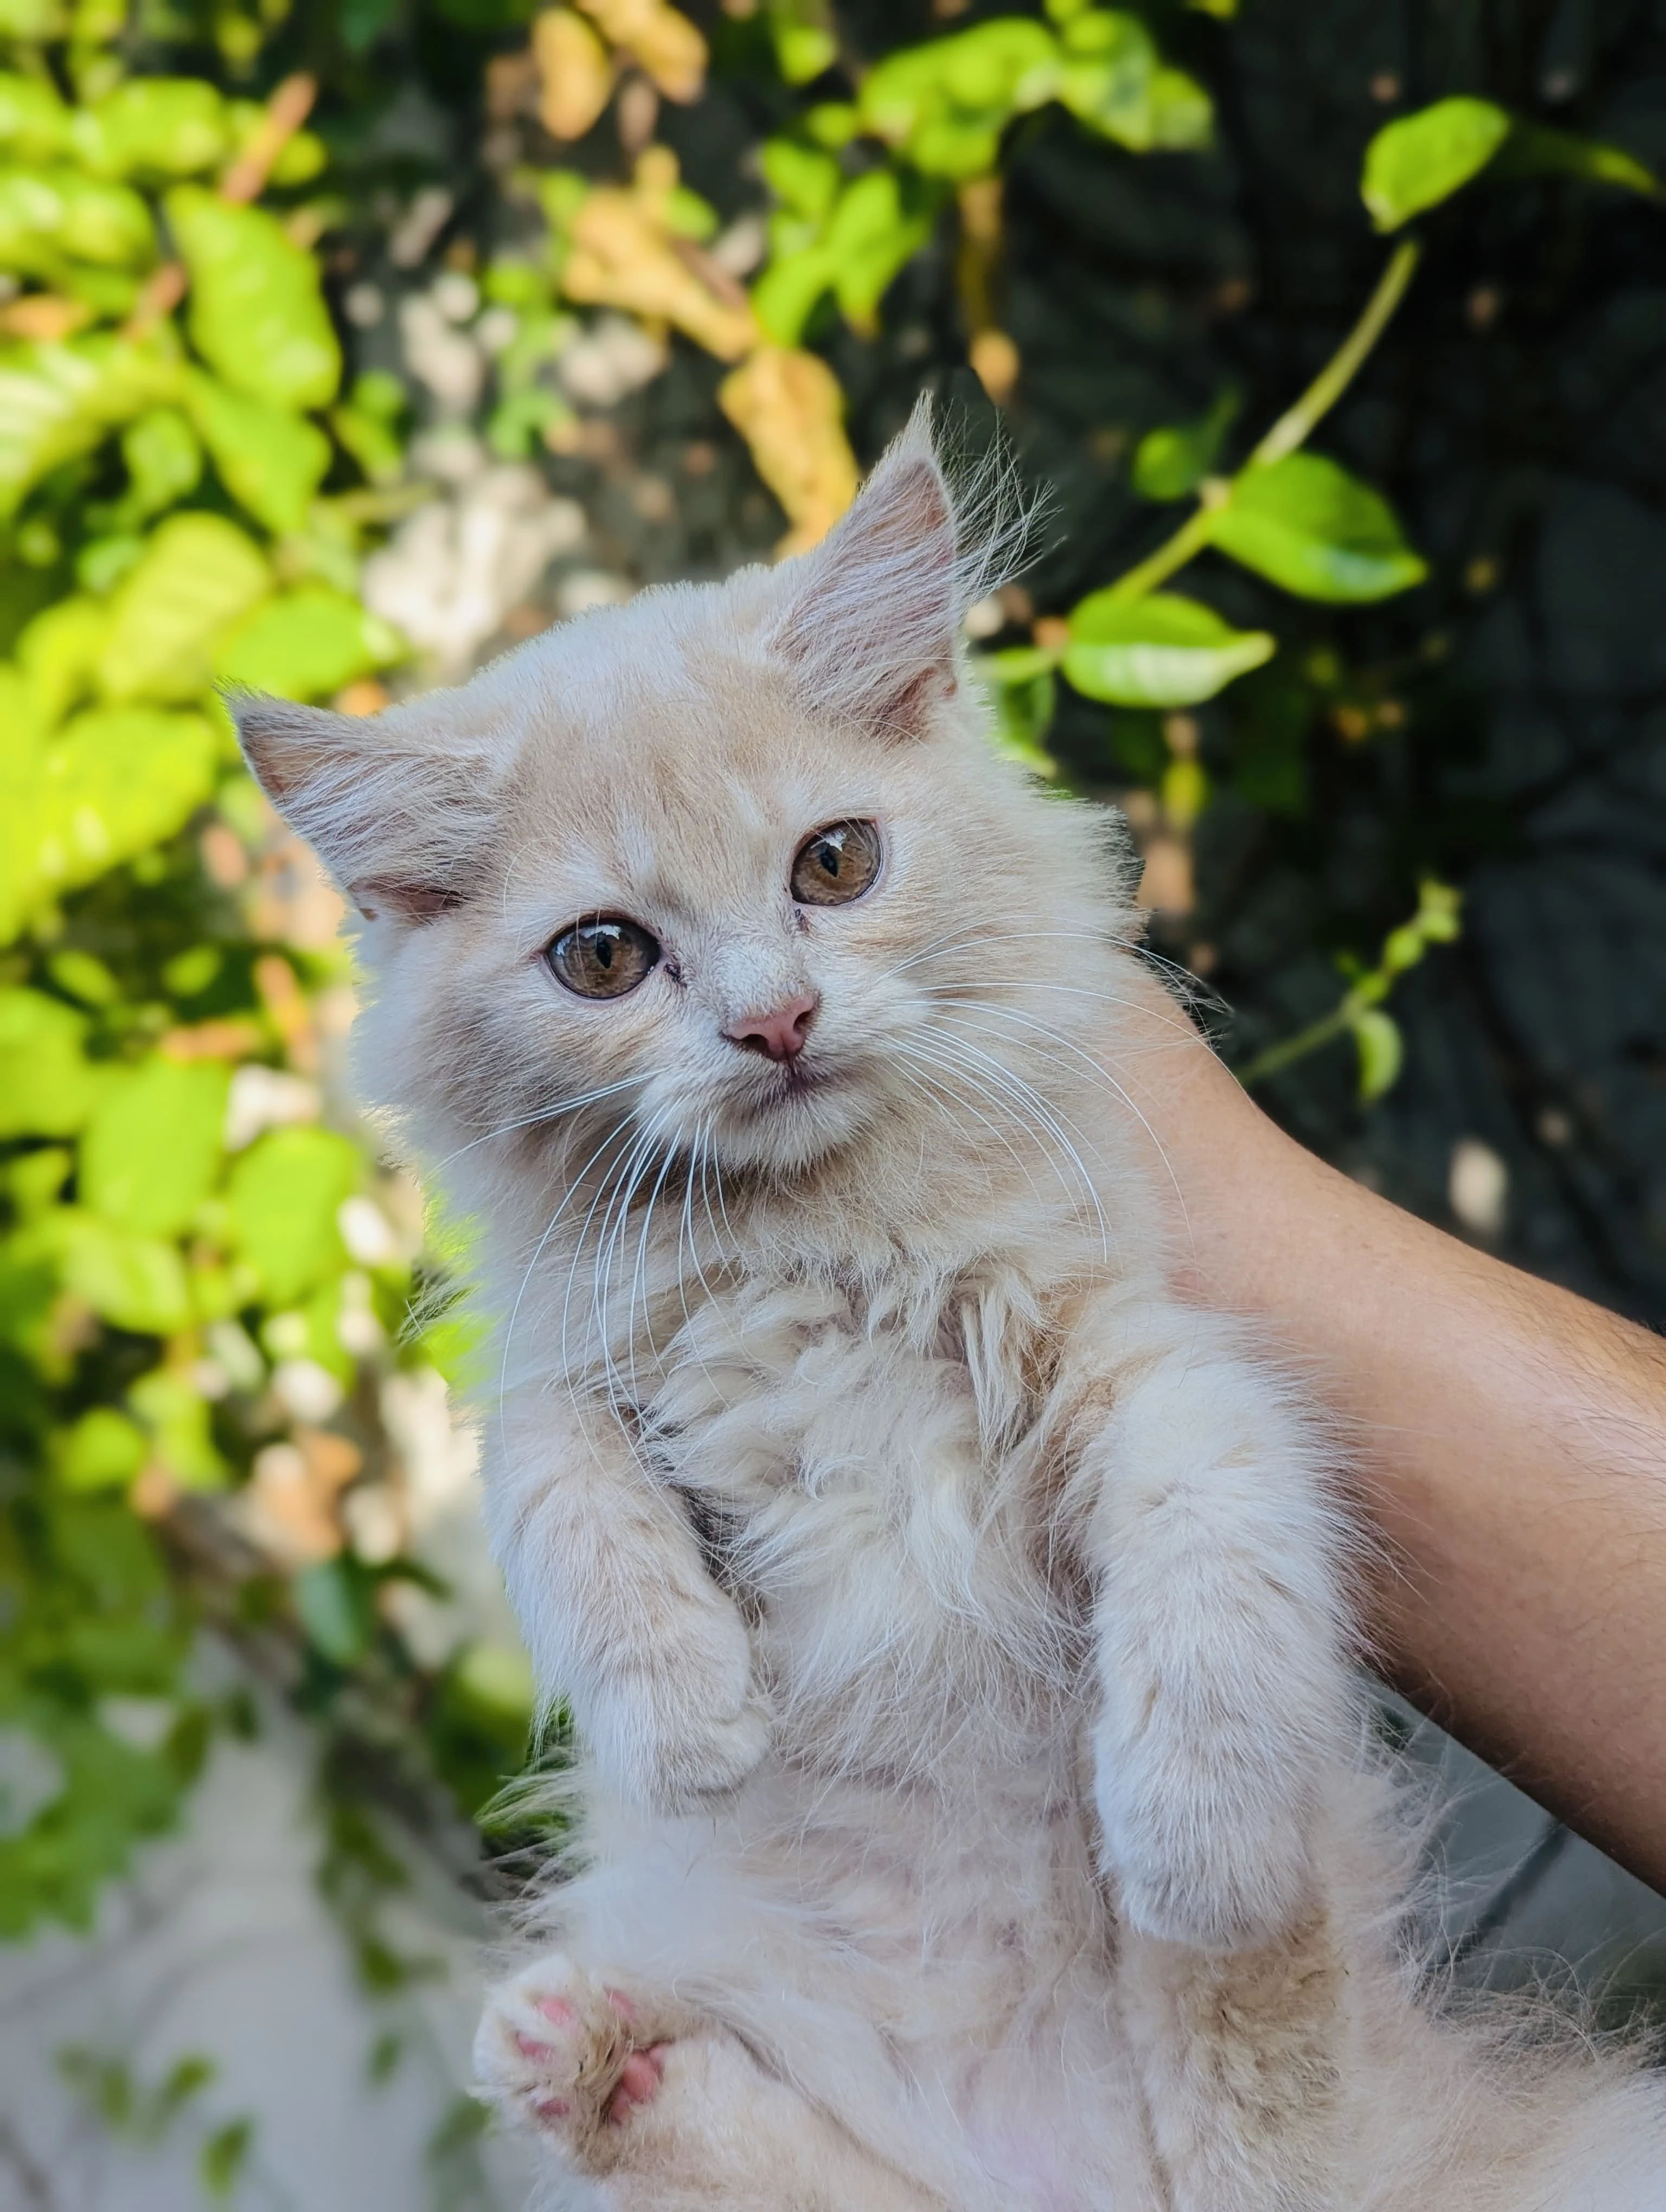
[235,407,1125,1193]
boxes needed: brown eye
[548,917,659,999]
[790,819,883,908]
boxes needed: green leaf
[95,513,270,704]
[0,73,71,164]
[1063,590,1274,705]
[80,1057,230,1237]
[23,708,220,925]
[16,594,107,722]
[53,1212,191,1334]
[226,1126,361,1304]
[294,1559,372,1667]
[971,650,1059,774]
[0,335,180,520]
[1361,97,1511,232]
[1209,453,1428,603]
[183,370,330,535]
[1494,121,1658,198]
[165,187,341,413]
[215,584,403,700]
[200,2118,254,2199]
[1131,387,1238,501]
[0,989,102,1135]
[826,170,934,329]
[71,79,230,181]
[759,137,842,222]
[54,1407,148,1491]
[1352,1007,1404,1102]
[127,1366,225,1486]
[119,408,203,521]
[0,168,157,277]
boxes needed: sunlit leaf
[226,1126,361,1304]
[0,989,102,1135]
[32,708,219,911]
[183,369,330,534]
[53,1211,192,1334]
[1361,97,1511,232]
[0,169,156,277]
[71,79,230,180]
[1209,453,1428,602]
[1063,590,1274,705]
[96,512,270,703]
[80,1057,230,1237]
[826,169,934,330]
[166,187,341,412]
[0,334,180,520]
[215,584,405,699]
[0,73,71,163]
[54,1408,148,1491]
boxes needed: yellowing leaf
[79,1057,230,1237]
[215,584,404,699]
[96,513,270,704]
[166,186,340,411]
[533,9,613,140]
[183,369,330,534]
[1209,453,1428,603]
[562,155,756,359]
[576,0,706,102]
[718,345,858,556]
[1063,590,1274,706]
[1361,98,1511,232]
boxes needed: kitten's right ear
[230,692,501,924]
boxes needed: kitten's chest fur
[641,1266,1090,1785]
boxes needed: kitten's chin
[710,1062,877,1174]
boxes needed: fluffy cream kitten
[235,410,1665,2211]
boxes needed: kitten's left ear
[770,397,962,743]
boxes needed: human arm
[1111,985,1666,1895]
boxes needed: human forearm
[1113,989,1666,1892]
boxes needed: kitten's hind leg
[476,1952,946,2211]
[1117,1911,1349,2212]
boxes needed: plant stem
[1106,236,1424,606]
[1234,1000,1355,1089]
[1249,237,1422,467]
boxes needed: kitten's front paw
[475,1954,675,2162]
[588,1596,770,1810]
[1094,1729,1313,1952]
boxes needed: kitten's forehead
[491,576,889,901]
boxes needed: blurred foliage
[3,0,1666,2187]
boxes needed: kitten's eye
[791,819,883,908]
[547,917,660,999]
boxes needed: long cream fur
[235,408,1666,2211]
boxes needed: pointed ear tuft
[770,397,964,742]
[228,690,501,925]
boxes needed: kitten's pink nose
[725,993,819,1062]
